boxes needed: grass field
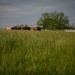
[0,30,75,75]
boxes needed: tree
[36,11,69,30]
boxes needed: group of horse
[6,25,41,31]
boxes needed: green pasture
[0,30,75,75]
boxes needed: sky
[0,0,75,28]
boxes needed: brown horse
[30,27,37,31]
[36,27,41,31]
[11,26,22,30]
[22,26,31,30]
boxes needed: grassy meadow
[0,30,75,75]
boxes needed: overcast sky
[0,0,75,28]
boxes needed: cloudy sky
[0,0,75,28]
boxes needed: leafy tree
[36,11,69,30]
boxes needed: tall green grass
[0,30,75,75]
